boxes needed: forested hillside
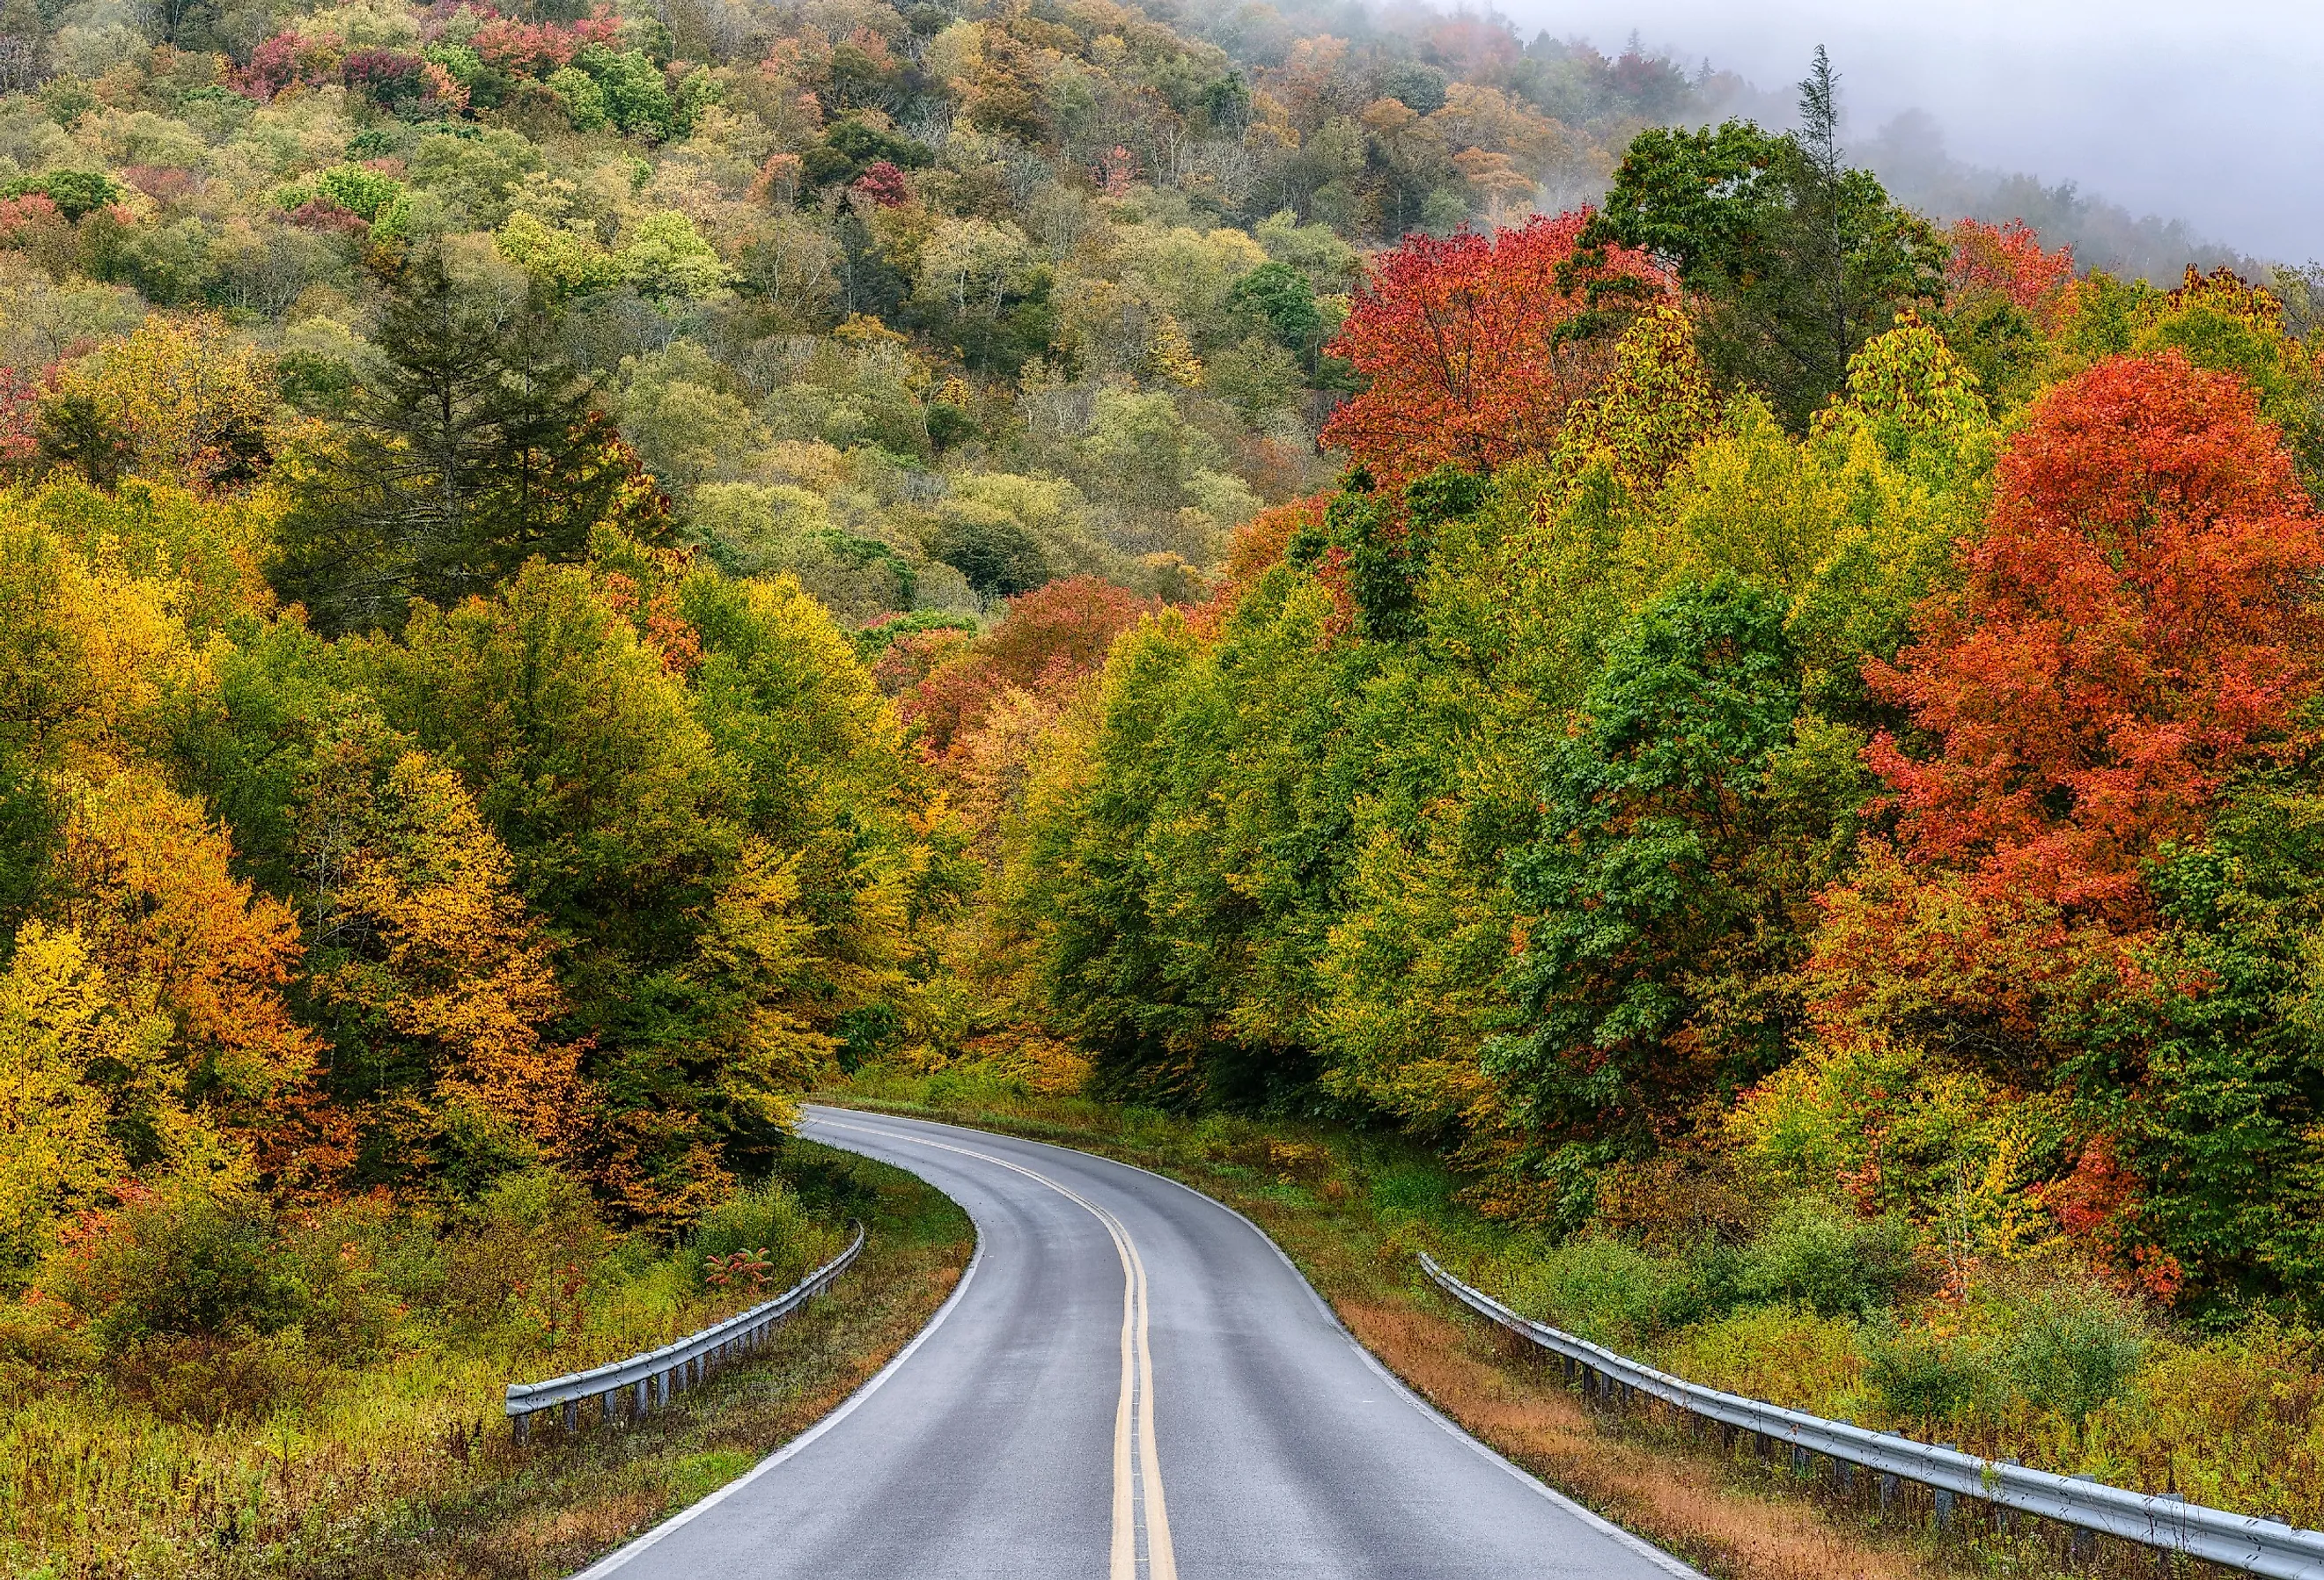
[3,0,2323,1557]
[982,165,2324,1297]
[0,0,1755,1252]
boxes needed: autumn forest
[1,0,2322,1563]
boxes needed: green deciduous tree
[1489,575,1816,1158]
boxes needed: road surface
[574,1106,1703,1580]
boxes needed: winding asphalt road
[573,1106,1703,1580]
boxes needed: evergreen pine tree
[271,249,659,635]
[1581,48,1948,428]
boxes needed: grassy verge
[3,1142,974,1580]
[824,1068,2112,1580]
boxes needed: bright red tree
[1319,211,1670,483]
[1945,218,2077,331]
[851,160,912,208]
[1865,350,2324,922]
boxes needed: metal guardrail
[506,1224,866,1443]
[1421,1251,2324,1579]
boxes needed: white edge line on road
[808,1106,1711,1580]
[564,1181,986,1580]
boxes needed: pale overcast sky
[1492,0,2324,263]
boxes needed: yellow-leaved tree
[50,771,330,1187]
[40,313,275,492]
[0,922,161,1283]
[301,732,588,1197]
[687,836,835,1135]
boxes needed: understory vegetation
[1,1140,972,1579]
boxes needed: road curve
[574,1106,1703,1580]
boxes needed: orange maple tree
[902,576,1156,757]
[1864,349,2324,923]
[1319,210,1670,482]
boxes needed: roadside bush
[1367,1160,1457,1218]
[1997,1285,2147,1423]
[33,1190,397,1421]
[270,1199,410,1359]
[439,1167,611,1351]
[46,1191,306,1355]
[1503,1237,1712,1350]
[1864,1271,2149,1433]
[1733,1198,1919,1318]
[108,1329,329,1422]
[1864,1320,2004,1425]
[689,1177,834,1292]
[1663,1303,1863,1410]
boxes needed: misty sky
[1493,0,2324,263]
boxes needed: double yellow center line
[817,1121,1177,1580]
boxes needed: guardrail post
[1933,1444,1958,1530]
[2067,1475,2098,1562]
[513,1408,531,1446]
[1879,1472,1897,1513]
[2156,1493,2185,1578]
[635,1377,651,1418]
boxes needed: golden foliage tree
[42,314,275,492]
[304,737,587,1194]
[50,772,324,1172]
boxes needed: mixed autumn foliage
[971,195,2324,1331]
[5,0,2324,1547]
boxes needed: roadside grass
[0,1143,974,1580]
[827,1062,2285,1580]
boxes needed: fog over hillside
[1492,0,2324,273]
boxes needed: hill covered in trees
[960,107,2324,1332]
[4,0,2324,1555]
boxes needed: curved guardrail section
[507,1223,866,1443]
[1421,1250,2324,1579]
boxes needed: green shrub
[1998,1287,2147,1422]
[689,1178,830,1292]
[1733,1197,1918,1319]
[34,1191,393,1421]
[1503,1237,1710,1350]
[1864,1322,2003,1424]
[440,1167,609,1348]
[922,1063,1036,1108]
[46,1192,306,1354]
[1662,1302,1863,1410]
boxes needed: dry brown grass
[1340,1297,1927,1580]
